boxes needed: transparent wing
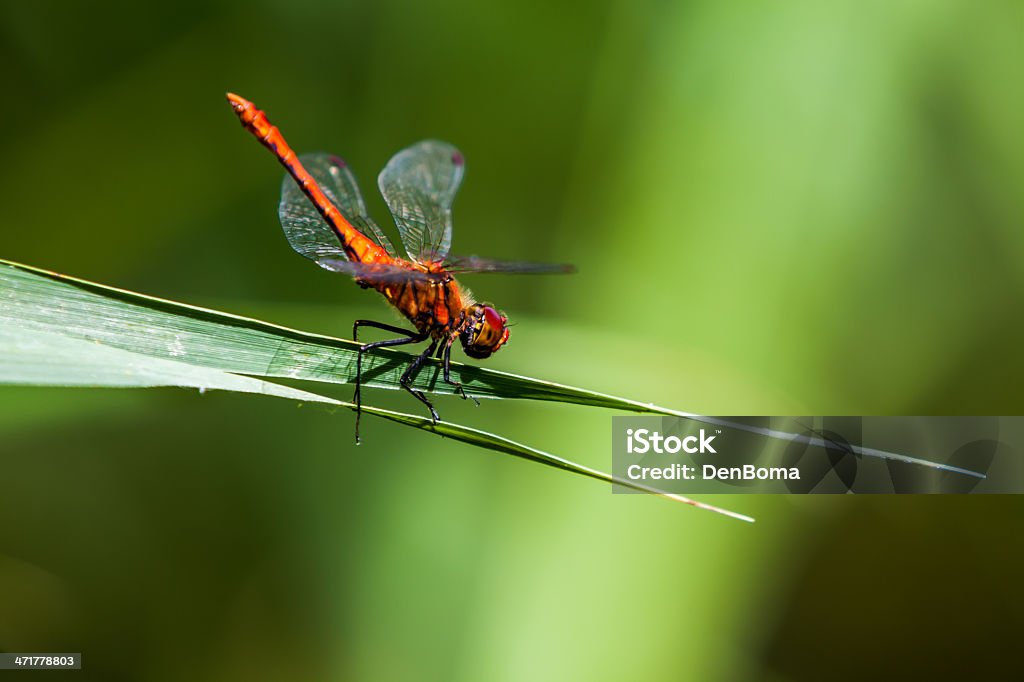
[378,140,464,264]
[319,259,438,286]
[279,153,397,267]
[444,255,576,275]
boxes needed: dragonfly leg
[442,340,479,406]
[399,340,441,424]
[353,319,420,342]
[353,321,428,444]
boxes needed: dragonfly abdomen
[227,93,388,266]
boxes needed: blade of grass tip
[478,368,986,480]
[363,405,755,522]
[642,408,987,479]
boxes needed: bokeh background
[2,1,1022,680]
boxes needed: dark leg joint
[399,340,441,423]
[442,341,479,406]
[352,323,428,443]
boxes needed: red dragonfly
[227,93,574,440]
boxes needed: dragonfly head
[461,304,510,359]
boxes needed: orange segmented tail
[226,93,389,265]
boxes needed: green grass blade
[1,259,636,407]
[0,323,351,400]
[351,407,754,522]
[0,259,980,478]
[0,318,752,522]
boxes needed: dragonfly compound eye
[461,305,509,359]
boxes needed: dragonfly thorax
[460,304,509,359]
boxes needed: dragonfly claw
[459,387,480,406]
[449,380,479,405]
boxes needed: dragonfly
[226,93,574,441]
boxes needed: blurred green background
[1,1,1022,680]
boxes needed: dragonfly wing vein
[279,152,398,264]
[378,140,464,264]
